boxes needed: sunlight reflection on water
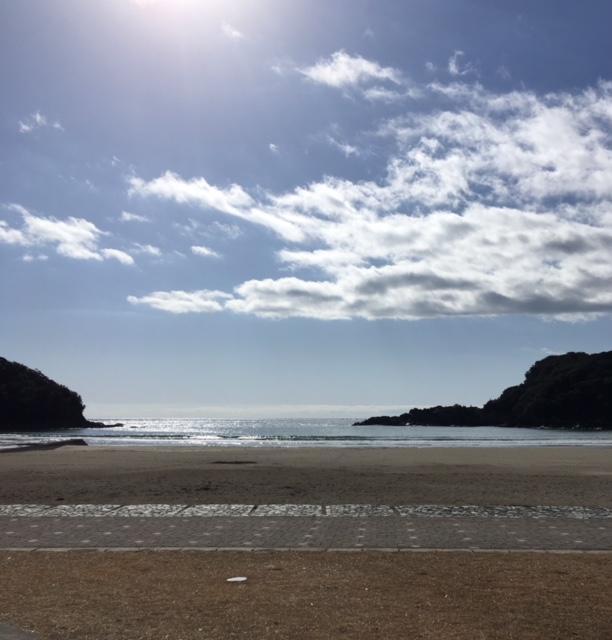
[2,418,612,448]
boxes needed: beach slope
[1,446,611,506]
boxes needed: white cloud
[18,208,106,260]
[191,245,220,258]
[128,80,612,321]
[297,50,421,102]
[448,50,477,77]
[129,170,305,241]
[221,22,244,40]
[101,248,135,265]
[269,143,279,153]
[120,210,150,223]
[298,50,412,101]
[18,111,63,134]
[175,218,242,241]
[300,50,402,89]
[363,86,407,102]
[133,243,161,256]
[326,135,359,157]
[173,218,202,238]
[0,220,27,245]
[0,204,133,264]
[129,171,253,215]
[22,253,48,262]
[209,221,243,240]
[270,60,293,76]
[127,289,231,314]
[226,277,348,320]
[383,81,612,203]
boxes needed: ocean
[2,418,612,448]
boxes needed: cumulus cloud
[129,170,304,241]
[191,245,220,258]
[0,204,133,264]
[300,50,402,87]
[18,111,63,134]
[128,80,612,321]
[17,206,105,260]
[127,289,231,314]
[299,50,413,101]
[0,220,26,245]
[129,171,253,215]
[120,210,150,223]
[101,248,135,265]
[226,278,348,320]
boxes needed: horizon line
[85,403,417,420]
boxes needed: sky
[1,0,612,419]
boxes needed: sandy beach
[2,445,611,506]
[2,446,612,639]
[0,550,611,640]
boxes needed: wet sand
[1,446,611,506]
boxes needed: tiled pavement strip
[0,504,611,552]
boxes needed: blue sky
[1,0,612,418]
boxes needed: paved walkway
[1,504,610,551]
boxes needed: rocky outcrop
[355,351,612,430]
[353,413,412,427]
[0,356,118,432]
[0,438,89,453]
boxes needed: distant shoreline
[353,422,612,431]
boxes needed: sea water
[2,418,612,448]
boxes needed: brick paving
[0,504,610,551]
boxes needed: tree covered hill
[0,357,92,431]
[355,351,612,430]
